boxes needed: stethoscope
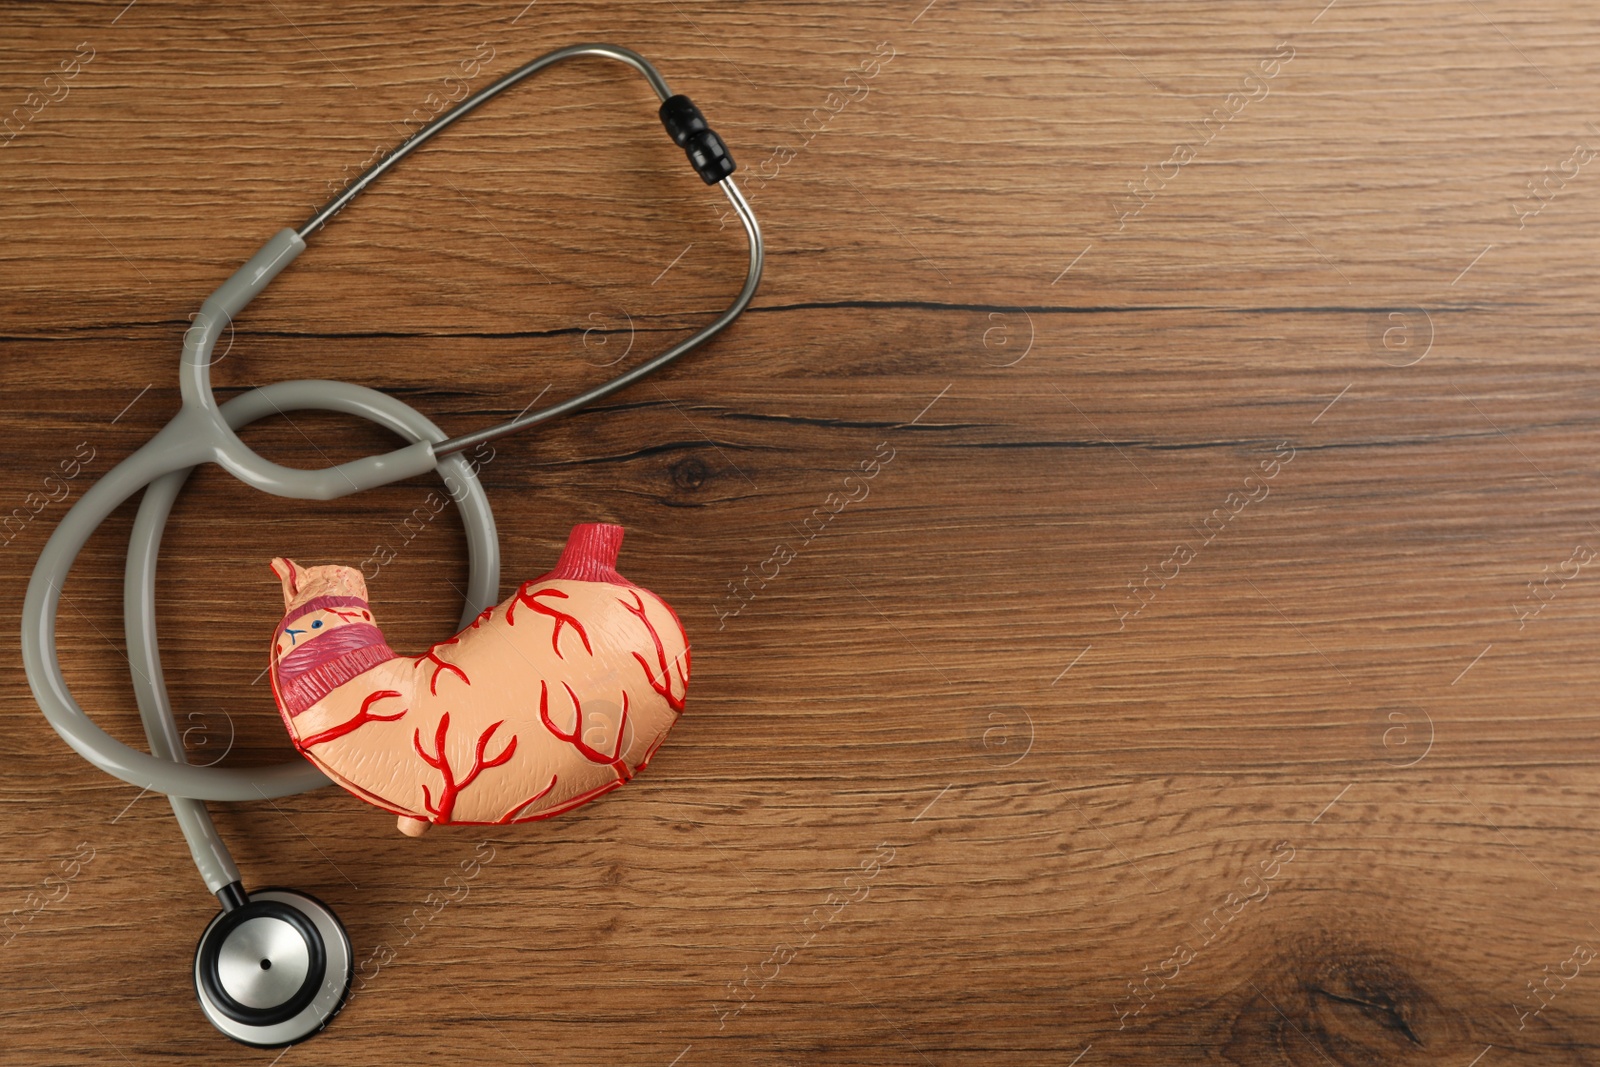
[19,44,761,1048]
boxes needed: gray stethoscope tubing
[126,381,503,894]
[21,42,761,807]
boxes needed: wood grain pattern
[3,1,1599,1063]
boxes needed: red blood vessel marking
[505,585,592,659]
[413,713,518,824]
[539,679,633,780]
[456,779,626,825]
[416,637,471,694]
[300,689,408,748]
[494,777,559,824]
[620,590,688,713]
[335,774,413,817]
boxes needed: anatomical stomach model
[267,523,689,835]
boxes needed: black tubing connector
[659,95,735,185]
[216,880,249,912]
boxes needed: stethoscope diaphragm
[193,888,352,1048]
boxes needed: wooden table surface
[3,2,1599,1064]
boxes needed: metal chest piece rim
[193,887,352,1048]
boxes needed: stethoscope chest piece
[193,888,352,1047]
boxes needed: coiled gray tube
[21,41,762,896]
[120,380,500,891]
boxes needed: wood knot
[1225,933,1470,1065]
[669,456,710,493]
